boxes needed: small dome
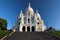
[26,3,34,12]
[36,10,41,19]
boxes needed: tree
[0,18,7,30]
[0,22,2,30]
[47,26,56,31]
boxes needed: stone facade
[13,3,46,32]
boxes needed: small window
[31,16,34,23]
[18,22,20,25]
[28,13,30,16]
[37,18,39,20]
[19,18,21,20]
[24,17,26,20]
[20,18,21,20]
[31,16,34,20]
[37,22,39,24]
[24,21,25,24]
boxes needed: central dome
[26,3,34,12]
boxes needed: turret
[18,10,23,18]
[18,10,24,24]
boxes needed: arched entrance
[32,26,35,32]
[27,26,30,32]
[22,26,25,32]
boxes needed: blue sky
[0,0,60,30]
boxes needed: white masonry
[13,3,46,32]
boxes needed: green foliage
[0,18,7,30]
[50,31,60,37]
[0,30,11,39]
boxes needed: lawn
[50,31,60,37]
[0,30,11,39]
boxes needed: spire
[29,3,30,7]
[20,10,22,13]
[36,10,38,13]
[26,3,34,12]
[20,10,23,15]
[18,10,23,18]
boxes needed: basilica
[13,3,46,32]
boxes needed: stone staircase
[4,32,59,40]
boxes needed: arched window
[28,12,30,16]
[22,26,25,32]
[28,18,30,23]
[37,18,39,20]
[27,26,30,32]
[31,16,34,23]
[19,18,21,23]
[32,26,35,32]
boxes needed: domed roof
[26,3,34,12]
[36,10,41,19]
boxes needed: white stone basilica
[13,3,46,32]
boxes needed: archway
[32,26,35,32]
[27,26,30,32]
[22,26,25,32]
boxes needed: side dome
[36,10,41,19]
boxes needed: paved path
[4,32,59,40]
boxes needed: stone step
[4,32,59,40]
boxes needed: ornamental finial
[29,3,30,7]
[21,10,22,13]
[36,10,38,13]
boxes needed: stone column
[26,26,27,32]
[19,26,22,32]
[30,26,32,32]
[27,14,28,24]
[30,14,31,24]
[35,24,37,32]
[34,26,36,32]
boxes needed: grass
[50,31,60,37]
[0,30,11,39]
